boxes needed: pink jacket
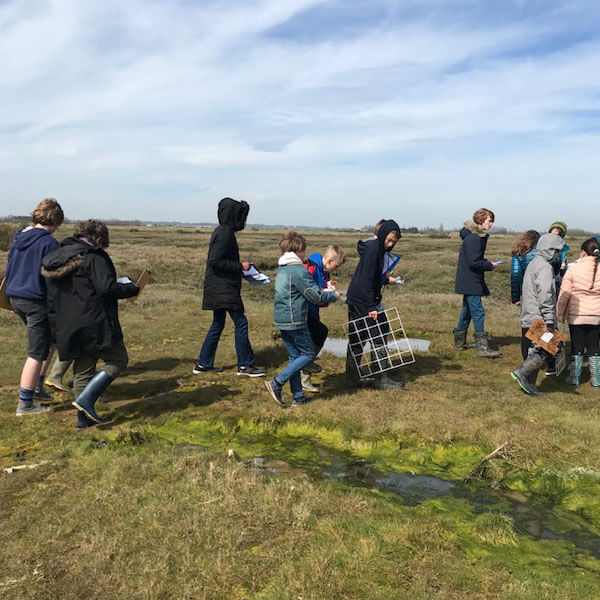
[557,256,600,325]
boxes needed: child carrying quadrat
[345,219,404,390]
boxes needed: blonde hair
[279,231,306,254]
[324,244,345,264]
[31,198,64,227]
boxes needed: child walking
[345,219,404,390]
[42,220,139,427]
[194,197,264,377]
[6,198,64,415]
[265,232,339,407]
[557,237,600,387]
[453,208,501,357]
[301,245,345,392]
[511,233,565,396]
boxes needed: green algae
[148,416,484,479]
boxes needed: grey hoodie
[520,233,565,328]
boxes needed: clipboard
[525,318,566,356]
[128,268,151,303]
[0,277,13,311]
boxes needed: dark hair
[279,231,306,254]
[511,230,539,257]
[31,198,64,227]
[582,237,600,289]
[473,208,495,225]
[75,219,109,249]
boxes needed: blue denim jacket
[274,253,337,330]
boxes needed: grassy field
[1,226,600,599]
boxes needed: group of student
[5,199,138,426]
[5,198,599,427]
[453,208,600,396]
[192,197,404,409]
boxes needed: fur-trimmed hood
[461,220,488,238]
[41,237,95,279]
[41,254,84,279]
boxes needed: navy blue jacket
[454,222,494,296]
[5,227,59,300]
[347,220,401,315]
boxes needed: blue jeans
[276,327,315,399]
[456,295,485,333]
[197,309,254,368]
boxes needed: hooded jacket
[556,255,600,325]
[454,221,493,296]
[41,237,139,360]
[304,252,332,318]
[202,197,250,312]
[5,226,59,300]
[347,220,401,315]
[520,233,564,329]
[274,252,338,330]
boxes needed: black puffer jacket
[347,220,401,315]
[454,220,494,296]
[202,197,249,312]
[42,237,138,360]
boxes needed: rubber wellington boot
[45,359,72,392]
[511,351,546,395]
[77,410,96,429]
[474,332,502,358]
[301,371,319,393]
[452,328,476,350]
[72,371,113,423]
[565,354,583,386]
[589,355,600,387]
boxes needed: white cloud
[0,0,599,229]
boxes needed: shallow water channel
[245,436,600,561]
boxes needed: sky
[0,0,599,230]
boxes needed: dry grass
[1,227,600,599]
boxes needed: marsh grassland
[1,227,600,599]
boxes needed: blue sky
[0,0,599,230]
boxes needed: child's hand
[368,310,378,320]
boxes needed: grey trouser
[72,341,129,397]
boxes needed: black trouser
[569,324,600,356]
[307,311,328,357]
[521,328,534,361]
[345,304,390,382]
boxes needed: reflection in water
[248,441,600,560]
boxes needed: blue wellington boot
[77,410,96,429]
[72,371,113,423]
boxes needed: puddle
[247,443,600,561]
[321,337,431,357]
[155,419,600,564]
